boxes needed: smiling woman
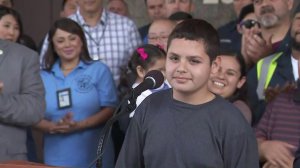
[208,51,251,123]
[35,18,118,168]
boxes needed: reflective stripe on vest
[256,52,283,100]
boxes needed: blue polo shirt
[41,60,118,168]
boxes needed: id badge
[56,88,72,109]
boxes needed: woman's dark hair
[0,5,23,42]
[118,44,166,100]
[219,50,248,103]
[167,19,219,63]
[43,18,92,71]
[19,34,37,51]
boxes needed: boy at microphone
[116,19,259,168]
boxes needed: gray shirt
[116,89,259,168]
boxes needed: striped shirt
[40,9,142,84]
[255,90,300,152]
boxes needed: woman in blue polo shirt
[35,18,118,168]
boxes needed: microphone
[131,70,164,100]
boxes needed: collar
[51,60,87,74]
[75,8,107,27]
[275,49,294,81]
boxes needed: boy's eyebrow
[168,52,203,58]
[167,52,180,57]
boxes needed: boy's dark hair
[167,19,219,63]
[43,18,92,71]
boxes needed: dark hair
[108,0,128,10]
[293,3,300,17]
[118,44,166,99]
[19,34,37,51]
[43,18,92,71]
[238,3,254,23]
[0,5,22,42]
[169,11,193,22]
[128,44,166,75]
[61,0,69,10]
[218,50,248,103]
[167,19,219,63]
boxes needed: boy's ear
[136,65,146,79]
[211,56,221,74]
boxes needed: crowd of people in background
[0,0,300,167]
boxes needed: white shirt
[291,55,299,80]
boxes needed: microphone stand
[88,91,138,168]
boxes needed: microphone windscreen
[144,70,164,89]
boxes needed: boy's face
[166,38,216,101]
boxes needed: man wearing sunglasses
[242,0,295,66]
[237,4,260,34]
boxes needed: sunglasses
[239,19,261,29]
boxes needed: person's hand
[48,121,70,134]
[263,160,294,168]
[262,161,280,168]
[242,29,273,65]
[49,112,81,134]
[260,140,296,168]
[53,112,83,133]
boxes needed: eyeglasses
[148,35,169,42]
[239,19,260,29]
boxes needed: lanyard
[75,11,108,60]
